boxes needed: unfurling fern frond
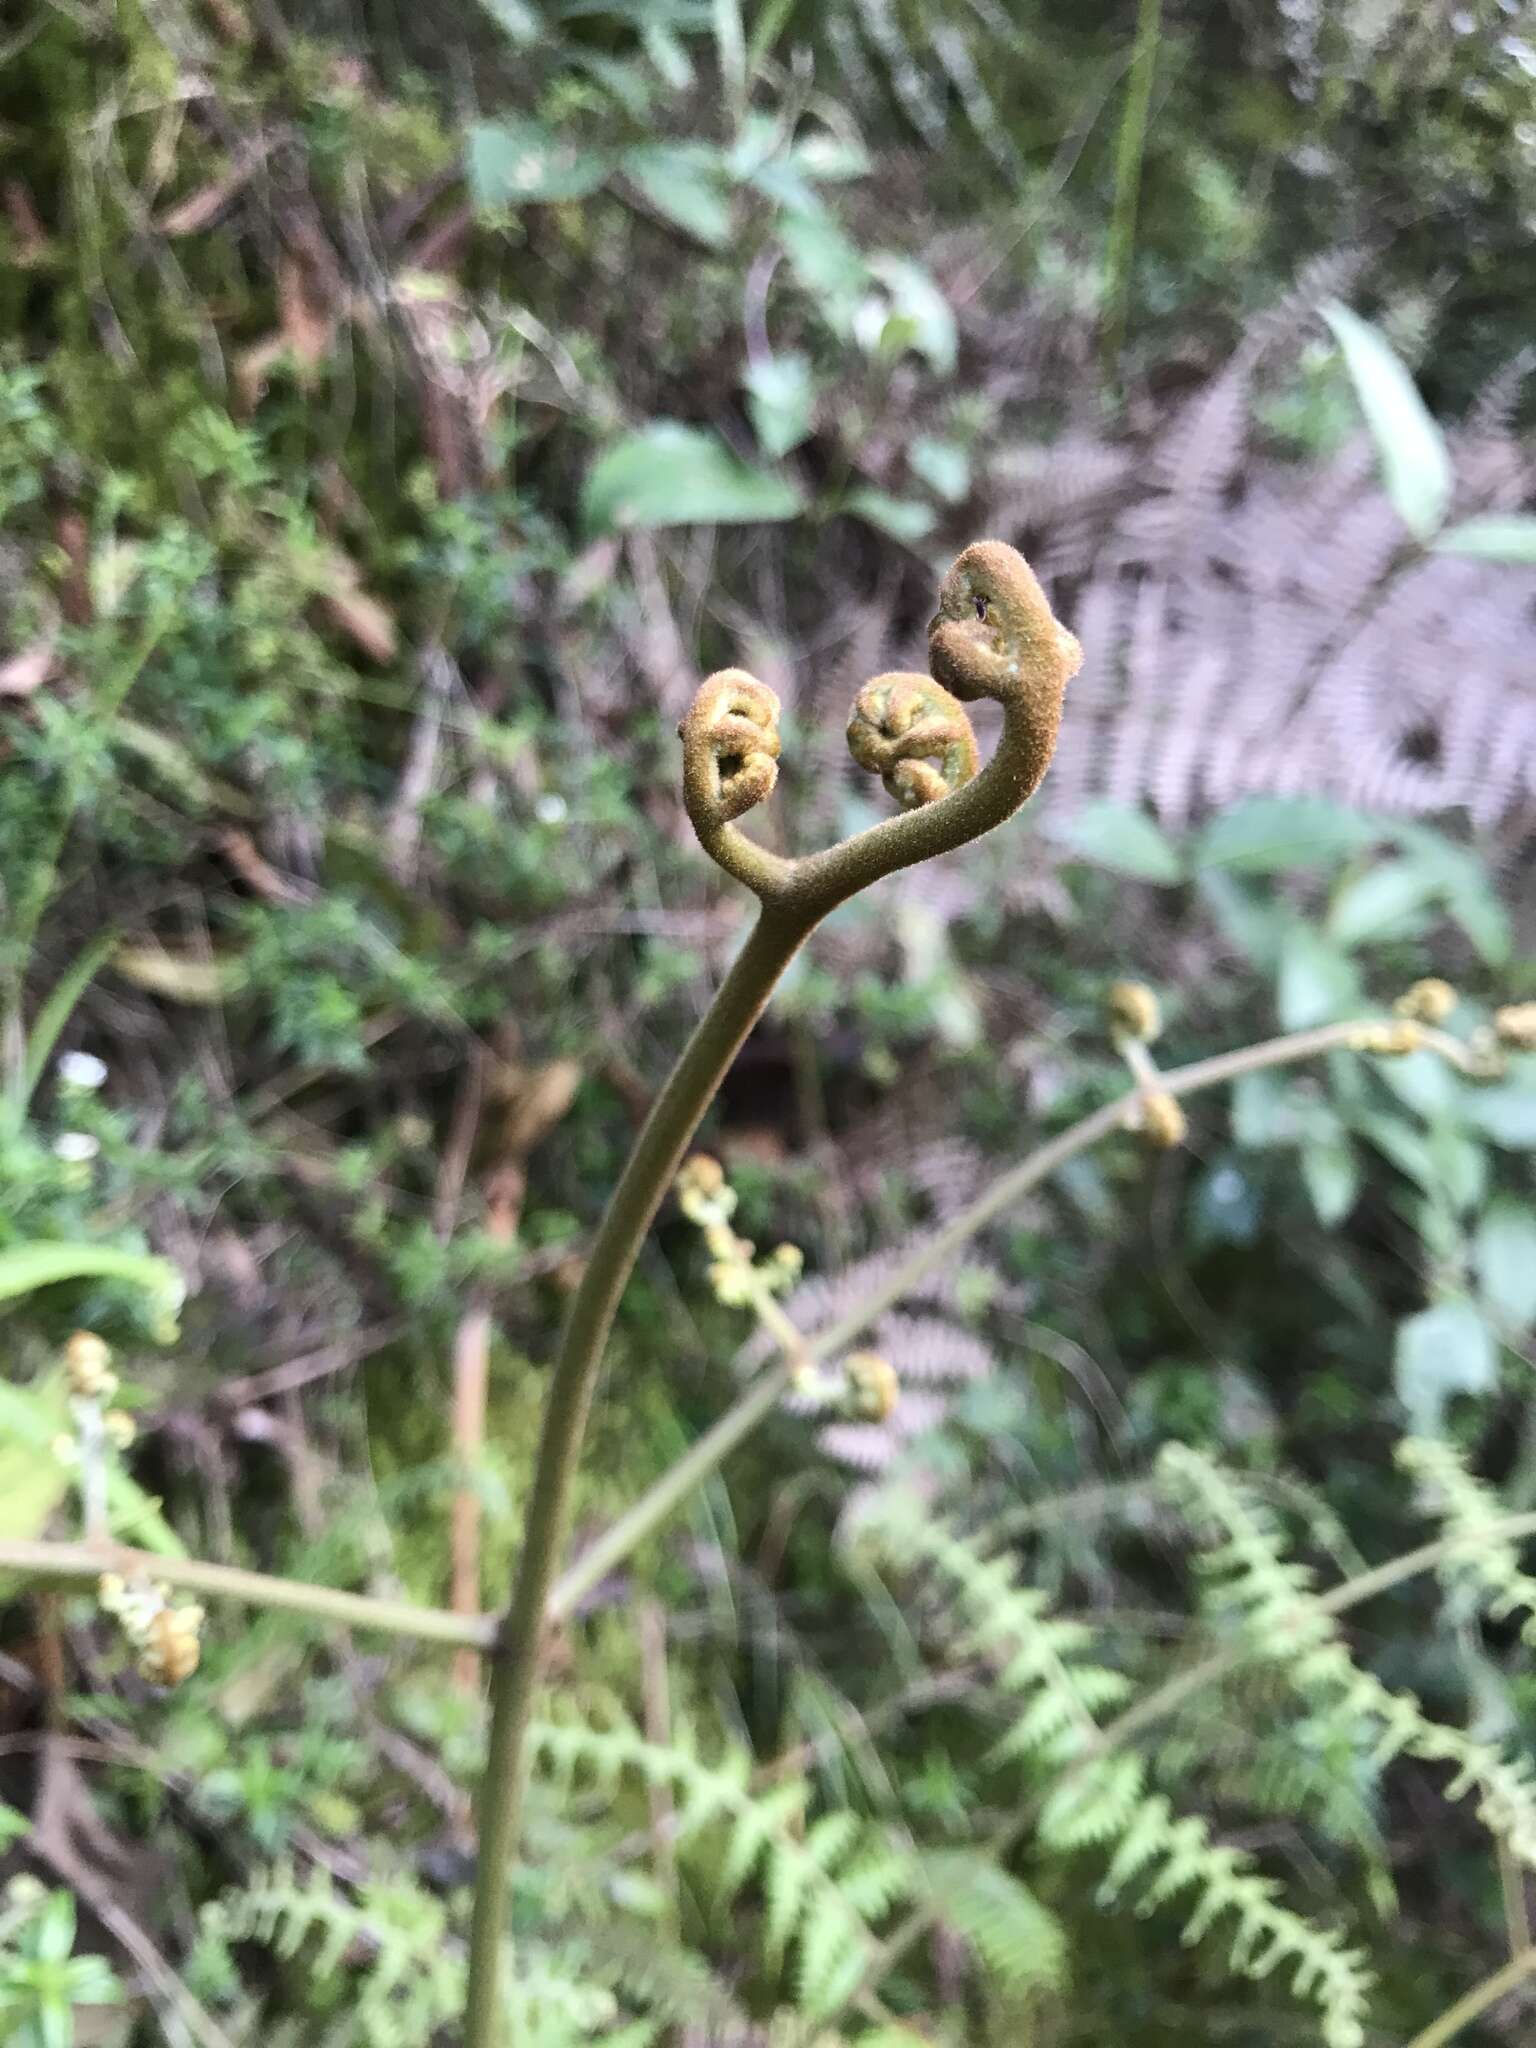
[1160,1442,1536,1867]
[857,1486,1374,2048]
[527,1704,914,2019]
[1398,1435,1536,1641]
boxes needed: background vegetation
[3,0,1536,2043]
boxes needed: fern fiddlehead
[846,673,979,810]
[679,668,790,898]
[467,543,1079,2048]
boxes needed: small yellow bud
[64,1330,115,1399]
[1349,1020,1423,1057]
[104,1409,137,1449]
[708,1262,755,1307]
[1494,1002,1536,1051]
[1395,978,1457,1025]
[1108,980,1162,1044]
[1137,1091,1187,1149]
[763,1242,804,1295]
[676,1154,726,1201]
[138,1603,204,1686]
[843,1351,900,1422]
[702,1220,740,1261]
[1464,1027,1507,1081]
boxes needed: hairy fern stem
[464,906,816,2044]
[465,541,1082,2045]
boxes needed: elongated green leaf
[467,119,610,207]
[867,256,956,375]
[1434,514,1536,562]
[1467,1082,1536,1148]
[843,487,934,543]
[909,435,970,503]
[0,1241,184,1316]
[1195,872,1288,970]
[1395,1297,1497,1431]
[744,352,816,459]
[1056,800,1184,882]
[776,205,869,333]
[1422,1126,1486,1213]
[1375,1048,1463,1121]
[477,0,539,39]
[0,1376,70,1544]
[621,143,732,247]
[1301,1136,1360,1225]
[1326,860,1438,949]
[1197,796,1378,875]
[583,422,802,532]
[1277,926,1361,1030]
[1388,824,1513,965]
[1323,302,1451,539]
[1476,1200,1536,1330]
[18,927,119,1112]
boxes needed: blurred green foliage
[2,0,1535,2043]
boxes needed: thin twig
[552,1014,1460,1621]
[0,1538,493,1648]
[208,1322,403,1409]
[1403,1945,1536,2048]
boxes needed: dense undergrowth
[3,1,1536,2044]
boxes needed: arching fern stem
[464,541,1083,2047]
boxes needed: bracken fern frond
[527,1703,915,2020]
[1160,1442,1536,1867]
[857,1485,1373,2048]
[1397,1434,1536,1641]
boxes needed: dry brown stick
[208,1321,403,1409]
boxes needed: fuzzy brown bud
[104,1409,137,1450]
[64,1331,116,1400]
[1395,978,1457,1025]
[677,1154,725,1200]
[138,1603,204,1686]
[1137,1091,1187,1149]
[677,1153,736,1226]
[1494,1003,1536,1051]
[843,1351,900,1422]
[847,674,978,810]
[1108,980,1162,1044]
